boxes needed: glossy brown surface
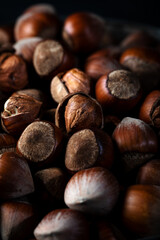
[34,209,89,240]
[62,12,106,53]
[122,185,160,236]
[0,152,34,199]
[64,167,119,215]
[0,201,38,240]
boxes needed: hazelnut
[62,12,107,53]
[85,55,123,82]
[0,201,38,240]
[120,31,158,49]
[139,90,160,128]
[64,167,119,215]
[35,167,68,203]
[24,3,56,15]
[13,37,42,64]
[55,92,103,134]
[0,152,34,199]
[0,133,17,154]
[0,25,14,45]
[137,159,160,186]
[17,121,64,167]
[50,68,90,103]
[0,52,28,92]
[95,69,142,114]
[121,185,160,236]
[112,117,158,172]
[34,209,89,240]
[120,47,160,92]
[33,40,76,78]
[14,5,60,41]
[1,91,42,135]
[65,129,114,172]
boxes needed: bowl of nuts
[1,3,160,240]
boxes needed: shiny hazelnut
[33,40,76,78]
[13,37,42,63]
[62,12,107,53]
[139,90,160,128]
[95,69,142,114]
[1,91,42,135]
[14,5,60,41]
[55,92,103,134]
[137,159,160,185]
[64,167,119,215]
[112,117,158,172]
[120,31,158,49]
[121,185,160,236]
[85,55,123,82]
[34,209,89,240]
[17,121,64,167]
[0,201,38,240]
[0,133,17,154]
[65,129,114,172]
[50,68,90,103]
[120,47,160,92]
[0,152,34,199]
[0,52,28,92]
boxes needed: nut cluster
[1,3,160,240]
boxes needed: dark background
[0,0,159,27]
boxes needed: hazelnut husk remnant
[65,129,114,172]
[17,121,63,167]
[95,69,142,114]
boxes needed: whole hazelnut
[64,167,119,215]
[112,117,158,172]
[17,121,64,168]
[34,209,89,240]
[62,12,107,53]
[33,40,76,79]
[85,55,123,82]
[121,185,160,237]
[137,159,160,186]
[14,4,60,41]
[13,37,42,64]
[65,129,114,172]
[0,152,34,199]
[95,69,142,114]
[139,90,160,128]
[0,201,38,240]
[55,92,103,134]
[0,52,28,92]
[1,91,42,135]
[50,68,90,103]
[120,47,160,92]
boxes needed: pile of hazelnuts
[1,3,160,240]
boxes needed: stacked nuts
[1,3,160,240]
